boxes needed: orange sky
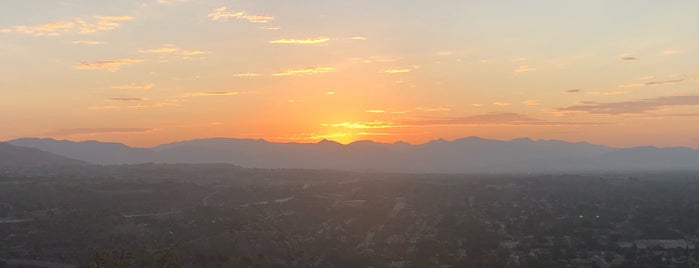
[2,1,699,148]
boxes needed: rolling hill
[0,142,86,168]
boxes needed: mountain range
[4,137,699,173]
[0,142,85,169]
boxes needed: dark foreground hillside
[2,165,699,267]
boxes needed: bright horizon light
[2,1,699,148]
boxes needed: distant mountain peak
[454,136,490,142]
[512,137,534,143]
[349,140,382,146]
[317,139,342,146]
[427,138,450,144]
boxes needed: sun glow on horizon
[2,1,699,148]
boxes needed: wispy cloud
[620,56,637,61]
[323,121,398,129]
[112,83,155,90]
[4,16,135,36]
[325,112,597,129]
[586,90,630,96]
[522,100,540,106]
[79,16,133,34]
[186,91,243,96]
[139,44,208,57]
[365,110,386,113]
[493,102,511,106]
[208,7,274,23]
[554,95,699,115]
[270,37,330,45]
[234,73,263,77]
[156,0,191,4]
[618,79,684,88]
[71,40,105,45]
[385,68,412,74]
[661,50,684,55]
[127,101,176,109]
[515,65,536,73]
[350,56,400,64]
[87,105,118,110]
[110,97,143,101]
[565,89,582,93]
[437,51,456,56]
[273,67,335,76]
[74,59,143,72]
[385,65,419,74]
[617,83,646,88]
[406,113,596,127]
[2,21,74,36]
[49,128,156,136]
[415,106,452,112]
[89,98,178,110]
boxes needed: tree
[79,250,116,268]
[79,249,137,268]
[151,249,183,268]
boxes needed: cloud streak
[208,7,274,23]
[404,113,597,127]
[186,91,243,97]
[273,67,335,76]
[139,44,208,56]
[110,97,143,101]
[661,50,683,55]
[269,37,330,45]
[554,95,699,115]
[74,59,143,72]
[385,65,419,74]
[325,113,598,129]
[385,68,412,74]
[50,128,156,136]
[493,102,511,106]
[156,0,191,4]
[323,121,397,129]
[618,79,683,88]
[1,16,134,36]
[234,73,263,77]
[515,65,536,73]
[522,100,540,106]
[112,83,155,90]
[72,40,105,45]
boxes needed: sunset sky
[2,0,699,148]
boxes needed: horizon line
[5,135,697,150]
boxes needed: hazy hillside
[9,138,153,165]
[7,137,699,173]
[0,142,85,168]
